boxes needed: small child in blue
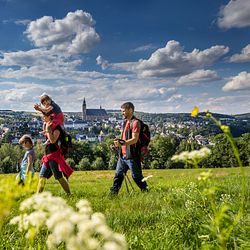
[16,135,35,185]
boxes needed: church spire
[82,97,87,121]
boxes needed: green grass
[1,168,250,249]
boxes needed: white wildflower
[52,221,74,244]
[46,234,57,250]
[10,192,128,250]
[28,211,47,229]
[76,200,92,216]
[103,242,121,250]
[171,147,211,166]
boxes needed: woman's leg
[37,177,46,193]
[58,177,70,194]
[49,160,70,194]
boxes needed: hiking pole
[125,173,135,191]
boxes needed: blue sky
[0,0,250,114]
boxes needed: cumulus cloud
[113,40,229,78]
[0,48,82,68]
[229,44,250,62]
[25,10,100,54]
[217,0,250,29]
[222,71,250,91]
[96,55,109,70]
[0,78,179,112]
[177,70,221,85]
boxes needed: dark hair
[121,102,135,111]
[40,94,51,103]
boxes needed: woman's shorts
[39,160,62,180]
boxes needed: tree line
[0,133,249,174]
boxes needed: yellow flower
[220,125,230,134]
[191,106,199,117]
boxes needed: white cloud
[0,77,179,112]
[25,10,100,55]
[222,71,250,91]
[131,44,157,52]
[14,19,31,25]
[177,70,221,85]
[229,44,250,62]
[96,55,109,70]
[0,48,82,68]
[205,95,250,114]
[217,0,250,29]
[113,40,229,78]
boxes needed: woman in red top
[37,115,73,194]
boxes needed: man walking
[110,102,148,195]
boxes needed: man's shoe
[141,187,149,192]
[109,187,118,196]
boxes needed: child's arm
[26,154,33,176]
[34,104,53,113]
[41,105,53,113]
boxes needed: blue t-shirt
[17,148,35,181]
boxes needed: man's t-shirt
[121,119,140,156]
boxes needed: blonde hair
[19,134,33,146]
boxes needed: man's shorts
[39,160,62,180]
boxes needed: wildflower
[191,106,199,117]
[10,192,128,250]
[171,147,211,167]
[219,193,232,204]
[198,170,213,181]
[220,125,230,134]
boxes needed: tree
[69,140,93,165]
[237,133,250,166]
[203,134,237,168]
[0,144,22,173]
[92,157,105,170]
[148,135,178,169]
[76,157,91,171]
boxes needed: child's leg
[43,122,46,133]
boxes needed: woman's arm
[45,121,60,143]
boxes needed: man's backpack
[58,127,72,156]
[124,117,151,161]
[137,119,151,161]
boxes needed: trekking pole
[125,173,135,191]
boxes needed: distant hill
[234,113,250,119]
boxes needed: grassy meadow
[1,167,250,249]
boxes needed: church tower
[82,97,87,121]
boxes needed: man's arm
[124,132,139,146]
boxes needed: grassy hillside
[1,168,250,249]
